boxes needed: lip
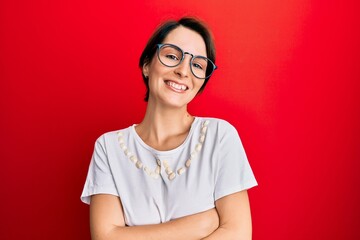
[164,80,189,93]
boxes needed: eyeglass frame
[156,43,217,79]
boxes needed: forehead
[162,26,207,57]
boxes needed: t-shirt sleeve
[214,122,258,201]
[80,134,118,204]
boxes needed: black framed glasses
[156,43,217,79]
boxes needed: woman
[81,17,257,240]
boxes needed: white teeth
[167,81,187,91]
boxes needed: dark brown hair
[139,17,216,101]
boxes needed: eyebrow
[163,42,207,58]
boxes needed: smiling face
[142,26,207,109]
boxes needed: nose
[174,54,192,78]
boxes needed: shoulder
[94,125,133,147]
[198,117,238,136]
[195,117,240,146]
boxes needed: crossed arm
[90,190,252,240]
[201,190,252,240]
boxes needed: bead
[155,166,161,174]
[117,132,123,136]
[144,166,151,175]
[177,167,185,175]
[118,137,124,144]
[185,159,191,168]
[199,134,205,143]
[203,120,209,126]
[121,145,127,151]
[136,161,143,169]
[163,160,169,167]
[190,151,197,160]
[195,143,202,152]
[165,167,173,175]
[201,126,208,134]
[130,155,137,163]
[168,172,176,180]
[125,149,133,158]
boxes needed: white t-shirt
[81,117,257,226]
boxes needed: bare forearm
[92,209,219,240]
[201,191,253,240]
[201,225,250,240]
[90,195,219,240]
[105,218,212,240]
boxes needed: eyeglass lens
[158,45,214,79]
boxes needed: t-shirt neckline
[130,117,200,156]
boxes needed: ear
[142,61,150,78]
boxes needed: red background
[1,0,359,239]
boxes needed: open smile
[164,80,189,92]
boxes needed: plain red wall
[1,0,359,239]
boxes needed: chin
[161,96,192,109]
[149,92,196,108]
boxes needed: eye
[166,54,179,61]
[192,62,203,70]
[192,57,208,71]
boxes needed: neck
[135,100,195,149]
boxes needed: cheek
[148,66,166,88]
[194,80,205,91]
[149,60,167,76]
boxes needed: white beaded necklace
[116,120,209,181]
